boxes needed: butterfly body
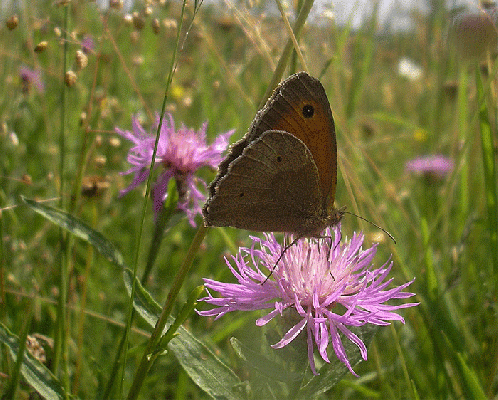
[203,72,342,237]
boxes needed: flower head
[81,35,95,54]
[116,113,233,225]
[199,225,417,375]
[19,66,44,93]
[451,11,498,61]
[397,57,423,81]
[405,155,454,180]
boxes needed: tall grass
[0,0,497,398]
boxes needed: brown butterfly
[203,72,343,237]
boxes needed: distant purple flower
[19,66,44,93]
[451,11,498,61]
[405,155,454,179]
[198,225,418,375]
[116,113,233,226]
[81,35,95,54]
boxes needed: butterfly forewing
[203,72,341,236]
[247,73,337,210]
[204,130,323,233]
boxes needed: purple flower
[116,113,233,226]
[81,35,95,54]
[19,66,44,93]
[405,155,454,179]
[451,11,498,61]
[198,225,418,375]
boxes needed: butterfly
[203,72,342,237]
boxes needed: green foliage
[0,324,69,399]
[0,0,497,398]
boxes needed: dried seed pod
[75,50,88,70]
[6,15,19,30]
[65,70,77,87]
[109,0,123,9]
[132,12,145,30]
[34,41,48,52]
[151,18,160,34]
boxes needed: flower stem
[126,225,207,400]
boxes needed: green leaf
[455,352,487,400]
[296,324,379,399]
[123,268,165,333]
[0,323,69,400]
[21,196,126,269]
[122,269,244,399]
[169,327,245,400]
[476,70,498,275]
[230,337,302,383]
[440,332,487,399]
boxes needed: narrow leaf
[169,328,245,400]
[123,269,244,399]
[476,70,498,274]
[21,196,126,269]
[0,323,68,400]
[231,337,302,382]
[123,268,165,333]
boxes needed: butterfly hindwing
[203,130,323,233]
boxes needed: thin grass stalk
[275,0,308,73]
[345,3,377,120]
[457,68,469,236]
[108,1,191,397]
[53,5,70,396]
[476,69,498,278]
[0,211,5,318]
[475,67,498,396]
[72,203,97,395]
[69,45,102,214]
[259,0,314,107]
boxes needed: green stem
[114,1,189,396]
[259,0,314,108]
[54,5,70,397]
[126,226,207,400]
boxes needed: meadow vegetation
[0,0,497,398]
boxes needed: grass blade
[0,323,69,400]
[21,197,126,269]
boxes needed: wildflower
[405,155,454,179]
[198,225,417,375]
[81,35,95,54]
[19,66,44,94]
[397,57,423,81]
[116,113,233,226]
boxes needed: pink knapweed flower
[19,66,44,93]
[116,113,233,226]
[199,225,418,375]
[405,155,454,179]
[81,35,95,54]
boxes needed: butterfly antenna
[343,211,396,244]
[262,236,301,284]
